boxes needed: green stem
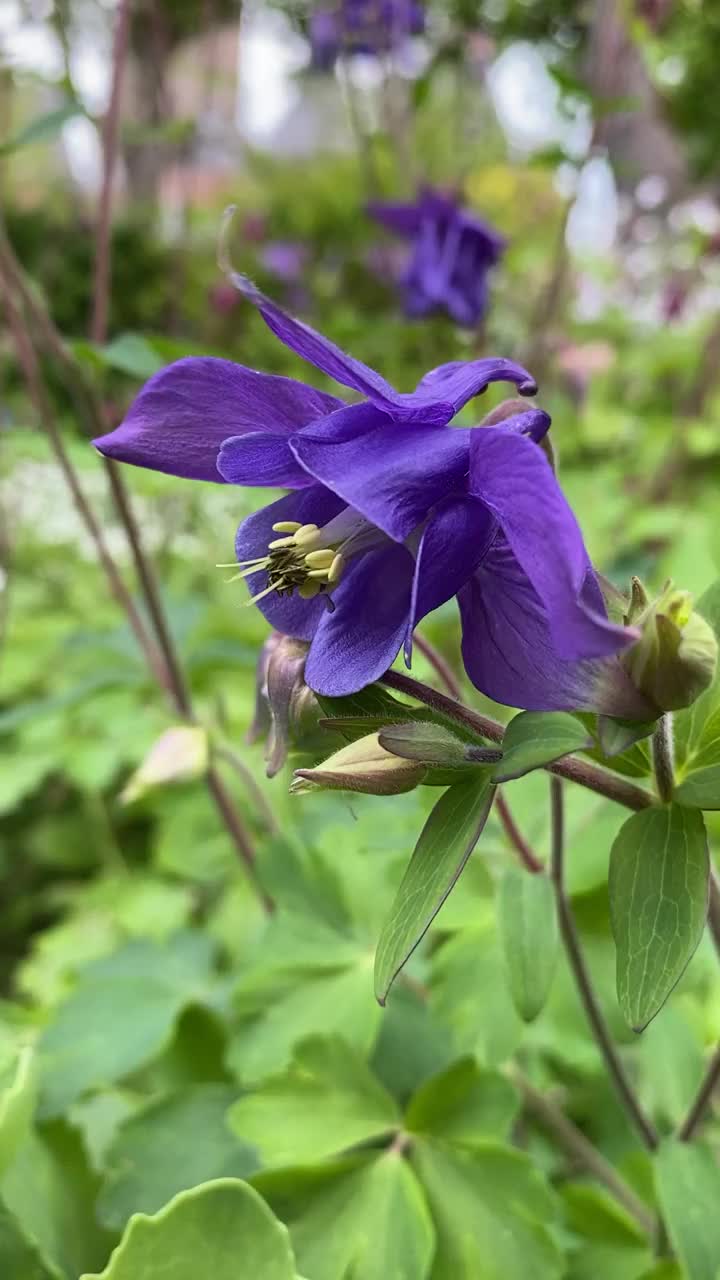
[652,714,675,803]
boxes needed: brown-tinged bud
[121,726,208,803]
[290,733,425,796]
[622,582,718,714]
[248,633,320,777]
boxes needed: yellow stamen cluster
[220,520,345,607]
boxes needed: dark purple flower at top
[260,241,309,284]
[309,0,425,70]
[93,274,639,711]
[368,186,506,327]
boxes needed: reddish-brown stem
[409,639,542,874]
[84,0,265,894]
[381,670,655,813]
[91,0,130,345]
[677,1043,720,1141]
[707,872,720,962]
[413,632,462,700]
[512,1069,656,1237]
[550,777,659,1151]
[495,792,544,873]
[0,278,169,692]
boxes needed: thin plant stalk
[511,1069,656,1237]
[677,1043,720,1142]
[550,777,659,1151]
[495,792,544,874]
[0,279,168,693]
[652,714,675,803]
[381,669,655,813]
[87,0,268,899]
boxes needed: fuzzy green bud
[622,583,718,714]
[290,733,425,796]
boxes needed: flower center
[225,508,385,609]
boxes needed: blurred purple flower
[260,241,309,284]
[94,277,637,709]
[309,0,425,70]
[368,186,506,327]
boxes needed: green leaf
[80,1179,298,1280]
[2,1123,110,1279]
[370,988,456,1102]
[429,925,523,1067]
[316,687,474,745]
[561,1183,652,1280]
[654,1141,720,1280]
[0,1047,35,1177]
[493,712,593,782]
[96,1086,258,1231]
[412,1139,563,1279]
[256,1153,435,1280]
[675,579,720,769]
[596,716,656,758]
[637,1006,704,1126]
[497,867,558,1021]
[609,805,709,1030]
[675,763,720,808]
[405,1058,519,1145]
[378,721,488,768]
[374,778,495,1004]
[227,1036,400,1167]
[675,701,720,807]
[227,962,381,1084]
[0,1202,61,1280]
[38,934,216,1116]
[0,104,84,156]
[99,334,165,380]
[38,979,183,1117]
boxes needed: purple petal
[469,428,632,660]
[458,538,608,711]
[93,357,343,482]
[234,486,346,640]
[405,496,497,664]
[412,357,538,413]
[493,407,551,443]
[367,200,423,238]
[218,433,314,488]
[224,274,532,426]
[291,420,471,541]
[305,544,414,695]
[221,273,404,411]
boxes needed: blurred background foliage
[1,1,720,1277]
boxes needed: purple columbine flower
[368,186,506,327]
[93,276,638,710]
[309,0,425,70]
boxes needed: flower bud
[248,633,320,777]
[378,721,502,770]
[290,733,425,796]
[121,726,208,803]
[622,582,718,714]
